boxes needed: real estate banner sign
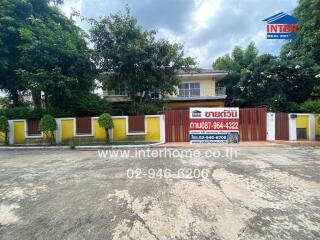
[189,107,240,144]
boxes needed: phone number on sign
[190,120,239,130]
[127,168,210,179]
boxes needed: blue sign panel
[189,132,239,144]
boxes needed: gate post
[55,118,62,144]
[309,114,316,141]
[160,114,166,143]
[289,114,297,141]
[8,120,14,145]
[267,113,275,141]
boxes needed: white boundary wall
[267,113,318,141]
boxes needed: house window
[27,119,41,136]
[114,84,128,96]
[178,82,200,97]
[150,92,160,100]
[76,117,92,135]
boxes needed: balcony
[164,87,226,101]
[177,87,226,98]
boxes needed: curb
[0,142,165,150]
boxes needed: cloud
[61,0,298,68]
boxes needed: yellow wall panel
[145,117,160,142]
[315,115,320,136]
[14,121,25,144]
[296,115,309,139]
[61,119,74,142]
[93,119,106,140]
[113,118,127,141]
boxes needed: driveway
[0,146,319,239]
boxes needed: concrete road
[0,146,319,239]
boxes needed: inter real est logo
[263,12,299,40]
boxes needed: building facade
[103,69,228,110]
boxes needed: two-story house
[103,69,228,110]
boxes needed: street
[0,146,319,239]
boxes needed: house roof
[263,12,299,24]
[165,95,227,101]
[178,69,228,79]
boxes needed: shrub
[0,93,111,119]
[69,139,76,149]
[39,114,57,145]
[299,100,320,113]
[0,116,9,145]
[98,113,114,144]
[136,101,163,115]
[67,92,112,117]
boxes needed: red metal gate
[165,110,189,142]
[275,113,289,140]
[239,108,267,141]
[165,108,267,142]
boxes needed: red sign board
[190,108,240,144]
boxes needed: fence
[2,111,319,145]
[267,113,319,141]
[5,115,165,145]
[275,113,289,140]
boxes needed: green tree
[0,0,96,109]
[213,42,258,99]
[0,116,9,145]
[39,114,56,145]
[239,54,279,107]
[90,8,196,114]
[67,92,111,117]
[0,0,33,105]
[281,0,320,65]
[280,0,320,97]
[98,113,114,144]
[49,0,64,5]
[300,100,320,113]
[239,54,317,111]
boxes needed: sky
[60,0,298,68]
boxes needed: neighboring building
[103,69,228,110]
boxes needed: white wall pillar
[267,113,275,141]
[55,119,61,144]
[309,114,316,141]
[159,114,166,143]
[8,120,14,145]
[289,114,297,141]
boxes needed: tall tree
[0,0,32,105]
[281,0,320,64]
[0,0,95,109]
[212,42,258,99]
[240,54,317,111]
[240,54,281,107]
[90,8,196,113]
[281,0,320,97]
